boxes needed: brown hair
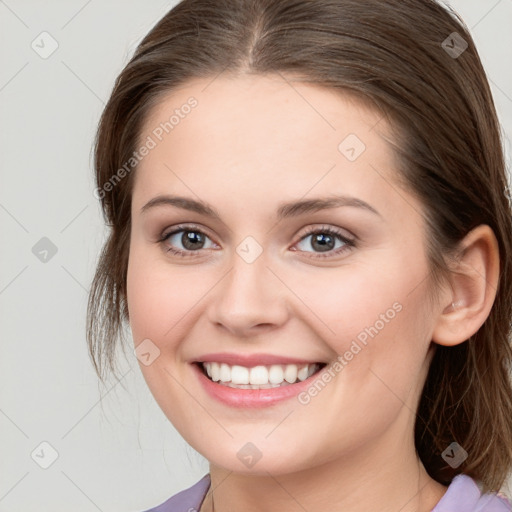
[87,0,512,493]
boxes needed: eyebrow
[140,194,382,220]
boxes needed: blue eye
[294,226,355,258]
[158,224,355,259]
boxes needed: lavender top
[142,473,512,512]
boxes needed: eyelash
[158,224,356,259]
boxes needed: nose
[207,249,290,338]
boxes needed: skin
[126,73,500,512]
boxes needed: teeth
[269,365,284,384]
[219,363,232,383]
[284,365,297,383]
[249,365,268,385]
[201,362,321,387]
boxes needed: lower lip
[191,363,327,408]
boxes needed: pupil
[312,233,334,252]
[183,231,204,250]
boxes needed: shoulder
[432,474,512,511]
[140,473,211,512]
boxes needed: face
[126,73,440,475]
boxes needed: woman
[87,0,512,510]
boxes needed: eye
[293,225,355,258]
[158,223,356,259]
[159,224,217,257]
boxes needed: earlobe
[432,224,500,347]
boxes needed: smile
[192,360,329,408]
[199,362,324,388]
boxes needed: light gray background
[1,1,511,511]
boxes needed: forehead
[132,74,406,218]
[138,73,386,152]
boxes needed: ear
[431,224,500,347]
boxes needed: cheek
[283,261,404,343]
[126,249,205,431]
[284,254,432,383]
[126,247,205,345]
[292,268,432,451]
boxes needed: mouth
[193,361,328,390]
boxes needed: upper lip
[193,352,328,367]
